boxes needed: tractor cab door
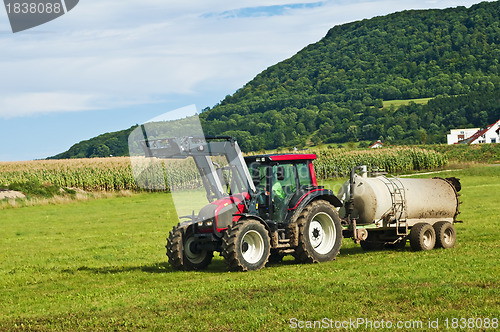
[271,164,298,222]
[273,161,317,222]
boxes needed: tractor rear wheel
[166,225,213,271]
[222,219,270,271]
[294,200,342,263]
[433,221,456,249]
[409,223,436,251]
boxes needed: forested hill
[200,1,500,150]
[50,126,137,159]
[50,1,500,158]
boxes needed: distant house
[447,128,479,145]
[369,140,383,148]
[459,119,500,144]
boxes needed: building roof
[369,140,383,148]
[461,119,500,144]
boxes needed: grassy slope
[0,167,498,331]
[382,97,432,109]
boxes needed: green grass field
[382,97,432,108]
[1,166,499,331]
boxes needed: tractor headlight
[197,219,214,228]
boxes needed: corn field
[313,147,447,179]
[0,148,447,192]
[0,158,137,191]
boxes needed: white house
[369,140,383,148]
[447,128,479,145]
[460,119,500,144]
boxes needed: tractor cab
[245,154,319,223]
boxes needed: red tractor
[140,136,343,271]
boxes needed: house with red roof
[447,128,479,144]
[369,140,384,148]
[458,119,500,144]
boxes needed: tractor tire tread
[166,225,185,270]
[293,201,314,263]
[222,222,245,271]
[166,224,213,271]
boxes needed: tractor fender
[285,189,342,224]
[233,213,271,234]
[178,218,198,229]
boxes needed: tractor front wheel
[222,219,270,271]
[294,200,342,263]
[166,225,213,271]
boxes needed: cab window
[296,162,312,187]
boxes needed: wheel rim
[443,227,454,245]
[422,229,434,248]
[309,212,336,255]
[241,230,265,264]
[184,236,207,264]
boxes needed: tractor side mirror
[276,166,285,181]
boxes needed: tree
[92,144,111,158]
[387,125,404,140]
[419,129,428,145]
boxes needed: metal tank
[337,170,460,227]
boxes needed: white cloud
[0,0,494,118]
[0,92,97,118]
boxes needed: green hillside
[49,126,138,159]
[50,1,500,158]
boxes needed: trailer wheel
[166,225,213,271]
[433,221,456,249]
[222,219,270,271]
[409,223,436,251]
[295,200,342,263]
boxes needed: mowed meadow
[0,161,499,330]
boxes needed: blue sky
[0,0,494,161]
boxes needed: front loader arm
[139,136,256,201]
